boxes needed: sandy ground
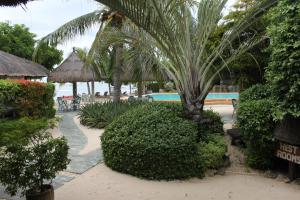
[55,164,300,200]
[73,116,103,155]
[54,105,300,200]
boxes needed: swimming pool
[147,93,239,101]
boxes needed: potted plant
[0,125,70,200]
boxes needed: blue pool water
[148,93,239,101]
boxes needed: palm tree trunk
[137,81,143,98]
[108,83,111,95]
[91,81,95,102]
[112,45,122,102]
[87,82,91,95]
[111,13,123,103]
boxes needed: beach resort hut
[0,50,49,79]
[48,49,103,98]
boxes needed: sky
[0,0,237,59]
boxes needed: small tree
[0,124,70,196]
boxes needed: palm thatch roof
[0,50,49,78]
[0,0,33,6]
[48,51,104,83]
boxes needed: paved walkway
[0,112,102,200]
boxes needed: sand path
[55,163,300,200]
[54,106,300,200]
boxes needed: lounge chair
[70,96,81,111]
[57,97,68,112]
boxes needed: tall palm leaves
[36,8,126,102]
[94,0,277,119]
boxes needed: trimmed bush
[198,110,223,140]
[237,99,276,169]
[0,80,55,118]
[239,84,272,103]
[101,103,202,180]
[79,101,145,129]
[0,117,48,147]
[101,102,227,180]
[199,135,227,170]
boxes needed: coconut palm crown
[93,0,277,120]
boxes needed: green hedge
[0,80,55,119]
[101,102,226,180]
[198,110,224,140]
[239,84,272,103]
[79,101,145,129]
[0,117,48,147]
[237,99,276,169]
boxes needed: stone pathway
[0,112,102,200]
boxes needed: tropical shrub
[239,84,272,103]
[266,0,300,119]
[0,117,48,147]
[101,102,227,180]
[237,99,276,169]
[0,80,55,119]
[78,101,144,129]
[198,110,223,140]
[199,135,227,170]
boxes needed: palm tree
[36,8,126,102]
[94,0,277,121]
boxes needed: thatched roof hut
[48,51,103,83]
[48,50,104,97]
[0,50,49,79]
[0,0,33,6]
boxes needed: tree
[0,22,63,71]
[0,22,35,59]
[267,0,300,119]
[37,9,126,102]
[223,0,270,90]
[34,42,63,71]
[94,0,277,121]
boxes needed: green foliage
[0,22,62,70]
[101,102,227,180]
[0,131,70,196]
[198,110,224,140]
[222,0,270,90]
[0,117,48,147]
[239,84,272,103]
[79,101,145,129]
[266,0,300,119]
[198,135,227,170]
[101,103,203,180]
[0,80,55,119]
[237,99,276,169]
[0,22,35,59]
[34,42,63,71]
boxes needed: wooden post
[288,162,296,181]
[91,81,95,102]
[73,82,77,97]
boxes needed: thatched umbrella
[0,50,49,79]
[0,0,33,7]
[48,49,104,97]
